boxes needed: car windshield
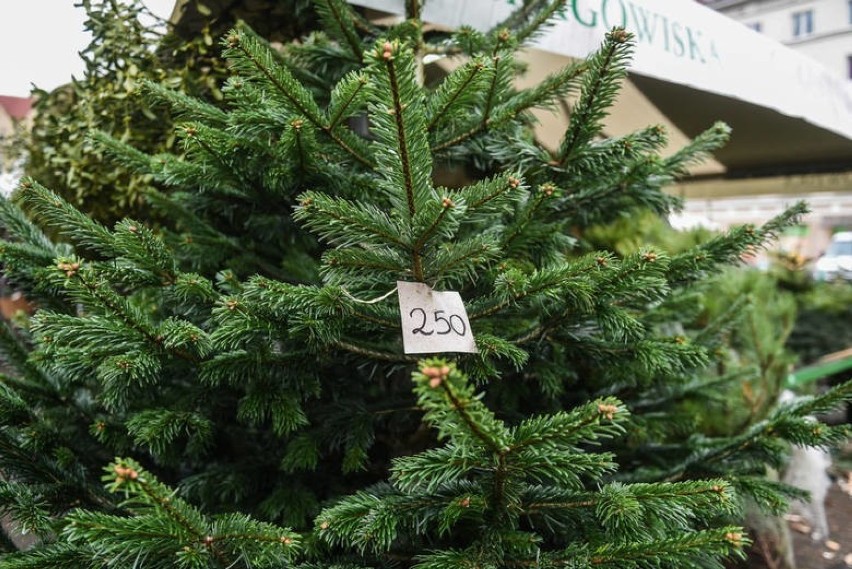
[826,240,852,256]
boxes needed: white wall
[719,0,851,80]
[794,35,852,80]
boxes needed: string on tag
[340,286,399,305]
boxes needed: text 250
[409,308,468,336]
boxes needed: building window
[747,21,762,32]
[792,10,814,38]
[849,0,852,24]
[848,55,852,80]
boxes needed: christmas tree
[1,1,849,567]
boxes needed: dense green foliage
[685,269,797,437]
[0,1,849,568]
[786,280,852,366]
[587,215,799,438]
[23,0,227,224]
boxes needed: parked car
[813,232,852,281]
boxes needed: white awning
[351,0,852,174]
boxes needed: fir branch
[489,0,554,40]
[412,198,457,253]
[668,202,808,286]
[294,191,409,249]
[387,54,420,221]
[0,194,57,253]
[558,29,633,165]
[88,130,156,175]
[493,60,585,124]
[455,172,523,212]
[226,25,373,166]
[179,123,246,189]
[14,179,115,256]
[514,0,569,45]
[656,383,852,483]
[349,307,398,329]
[0,320,42,386]
[470,255,599,320]
[414,361,509,454]
[509,397,628,452]
[313,0,364,61]
[432,51,513,152]
[426,58,489,132]
[547,527,747,568]
[327,71,369,130]
[105,460,298,564]
[226,26,323,124]
[442,381,504,455]
[430,235,499,284]
[64,268,202,365]
[0,544,105,568]
[501,187,556,249]
[142,80,228,124]
[480,54,502,131]
[524,480,732,513]
[322,248,412,284]
[368,40,435,280]
[664,121,730,176]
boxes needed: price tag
[397,281,477,354]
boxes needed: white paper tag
[397,281,477,354]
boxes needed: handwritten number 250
[410,308,467,336]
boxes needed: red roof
[0,96,32,121]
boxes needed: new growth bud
[114,463,139,482]
[608,28,630,43]
[597,403,619,420]
[57,261,81,278]
[422,365,451,388]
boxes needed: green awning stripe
[786,356,852,387]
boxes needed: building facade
[703,0,852,81]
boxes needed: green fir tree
[0,1,849,568]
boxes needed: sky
[0,0,176,97]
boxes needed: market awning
[349,0,852,176]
